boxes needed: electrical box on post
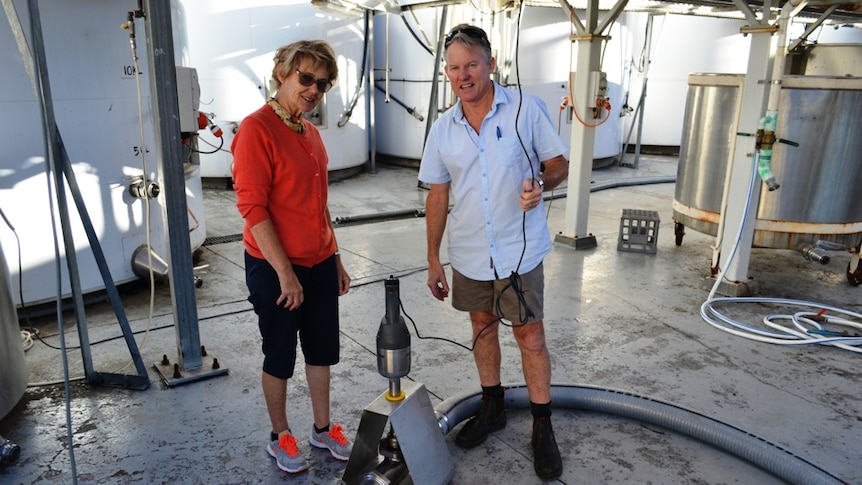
[568,70,609,121]
[175,66,200,133]
[591,70,608,100]
[592,70,609,119]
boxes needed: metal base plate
[555,232,598,250]
[152,354,228,388]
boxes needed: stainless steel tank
[673,73,862,252]
[1,238,28,419]
[756,75,862,250]
[788,43,862,77]
[673,73,745,237]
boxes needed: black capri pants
[245,251,340,379]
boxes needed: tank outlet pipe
[132,244,169,282]
[374,84,424,121]
[376,276,411,401]
[131,245,204,287]
[801,244,830,265]
[435,384,848,485]
[128,176,160,199]
[384,13,390,103]
[0,434,21,465]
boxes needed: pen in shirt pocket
[496,126,501,139]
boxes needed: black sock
[314,423,330,434]
[530,401,552,418]
[271,432,278,442]
[482,384,504,399]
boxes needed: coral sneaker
[309,423,353,461]
[267,432,309,474]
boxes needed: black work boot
[532,416,563,481]
[455,394,506,448]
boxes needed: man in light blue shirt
[418,23,569,481]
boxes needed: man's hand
[519,178,543,212]
[427,262,450,301]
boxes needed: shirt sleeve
[232,115,273,229]
[527,94,569,162]
[418,121,452,185]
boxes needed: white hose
[700,153,862,354]
[20,329,33,352]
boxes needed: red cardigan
[232,104,336,267]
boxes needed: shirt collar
[452,81,507,125]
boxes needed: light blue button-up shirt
[419,83,568,281]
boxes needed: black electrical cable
[0,206,41,339]
[400,295,503,353]
[193,133,224,154]
[499,1,537,327]
[338,11,370,127]
[400,11,434,57]
[400,297,473,352]
[197,134,230,154]
[495,270,535,325]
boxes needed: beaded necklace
[267,98,306,134]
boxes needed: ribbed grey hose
[434,384,848,485]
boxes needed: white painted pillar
[715,30,775,292]
[555,0,604,249]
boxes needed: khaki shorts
[452,263,544,324]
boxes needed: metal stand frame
[342,381,454,485]
[8,0,150,390]
[4,0,228,390]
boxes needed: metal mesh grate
[203,234,243,246]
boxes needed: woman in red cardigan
[232,39,352,475]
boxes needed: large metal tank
[673,73,745,236]
[788,43,862,77]
[673,72,862,251]
[756,75,862,250]
[371,6,624,165]
[0,0,207,306]
[179,0,370,178]
[0,239,27,420]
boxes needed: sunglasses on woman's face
[294,70,333,93]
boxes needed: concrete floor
[1,155,860,484]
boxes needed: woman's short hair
[271,40,338,89]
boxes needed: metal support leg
[142,0,227,385]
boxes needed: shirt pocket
[496,135,531,172]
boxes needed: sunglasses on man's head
[444,27,490,48]
[294,69,333,93]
